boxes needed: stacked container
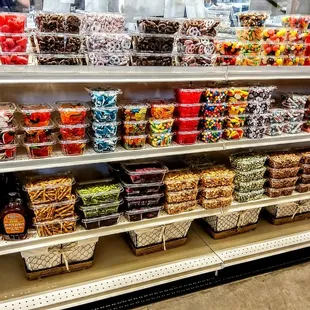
[148,99,175,147]
[120,99,149,149]
[55,101,89,156]
[86,87,121,153]
[175,87,203,145]
[76,178,123,229]
[163,170,200,215]
[120,161,168,222]
[230,153,267,203]
[297,151,310,193]
[23,173,78,237]
[265,152,301,197]
[19,103,56,159]
[198,166,235,209]
[0,102,19,160]
[0,13,29,65]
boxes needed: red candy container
[0,13,26,33]
[59,137,88,156]
[175,117,200,131]
[176,103,201,117]
[0,54,29,65]
[19,104,53,127]
[175,131,200,145]
[175,88,204,104]
[0,34,28,52]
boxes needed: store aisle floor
[135,262,310,310]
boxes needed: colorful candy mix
[86,87,121,108]
[240,55,261,66]
[282,15,310,30]
[149,100,175,119]
[149,118,174,133]
[282,94,308,109]
[227,103,248,115]
[24,136,55,158]
[200,130,222,143]
[242,43,262,54]
[283,122,303,134]
[216,55,240,66]
[202,88,228,103]
[270,109,287,123]
[236,27,263,42]
[123,135,147,149]
[266,123,285,136]
[19,104,53,127]
[262,28,287,43]
[225,115,246,128]
[227,88,249,103]
[286,29,308,43]
[202,103,226,117]
[216,41,243,55]
[122,102,148,121]
[123,121,147,136]
[59,138,88,156]
[148,133,173,147]
[262,43,285,56]
[223,128,244,140]
[56,101,89,125]
[285,109,305,122]
[285,44,306,56]
[200,117,224,130]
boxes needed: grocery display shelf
[1,190,310,256]
[0,66,309,84]
[3,132,310,173]
[1,220,310,310]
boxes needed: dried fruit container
[200,185,234,199]
[56,101,89,125]
[175,117,200,131]
[0,13,26,33]
[79,200,123,218]
[199,196,233,209]
[234,189,265,202]
[85,87,122,108]
[165,188,198,203]
[122,120,147,136]
[121,178,163,196]
[81,214,121,229]
[149,100,175,119]
[121,101,148,121]
[18,103,53,127]
[175,130,200,145]
[176,103,202,118]
[234,178,266,193]
[164,200,197,215]
[235,167,266,182]
[200,167,235,188]
[200,130,223,143]
[122,135,147,150]
[268,152,301,168]
[58,136,88,156]
[124,193,163,209]
[267,167,300,179]
[122,161,168,184]
[201,103,226,117]
[149,118,174,133]
[148,133,173,147]
[175,88,204,104]
[125,206,161,222]
[23,134,56,159]
[266,186,295,198]
[92,136,118,153]
[56,118,89,140]
[164,171,199,191]
[215,40,243,55]
[76,179,123,206]
[268,177,298,189]
[236,27,264,42]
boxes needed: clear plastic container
[234,178,266,193]
[268,152,301,169]
[21,120,55,143]
[267,166,300,179]
[266,186,295,198]
[240,54,261,66]
[200,130,223,143]
[124,193,163,209]
[23,134,56,159]
[164,200,197,215]
[79,200,123,218]
[23,173,75,205]
[165,188,198,203]
[227,102,248,115]
[270,108,287,123]
[200,167,235,188]
[58,136,88,156]
[225,115,246,128]
[262,28,287,43]
[56,118,89,140]
[149,100,175,119]
[132,33,175,53]
[92,136,118,153]
[241,42,262,54]
[0,102,16,126]
[18,103,53,127]
[87,53,131,67]
[296,183,310,193]
[265,123,285,136]
[236,27,264,42]
[164,171,199,191]
[175,87,204,104]
[0,142,18,161]
[149,118,174,133]
[125,206,161,222]
[81,213,121,230]
[216,55,242,66]
[77,179,123,206]
[175,54,216,67]
[122,135,147,150]
[0,120,17,145]
[175,130,200,145]
[230,153,267,171]
[248,86,276,101]
[200,117,224,130]
[0,33,28,52]
[56,101,89,125]
[148,133,174,147]
[245,100,271,114]
[301,174,310,184]
[121,101,148,121]
[301,151,310,164]
[244,126,266,139]
[131,53,173,66]
[285,109,305,122]
[29,195,77,222]
[202,88,228,104]
[235,167,267,183]
[200,185,234,199]
[283,121,303,134]
[92,106,119,123]
[286,29,309,43]
[261,42,286,56]
[246,114,270,127]
[85,87,122,108]
[234,189,264,202]
[176,36,215,56]
[121,179,163,196]
[199,196,233,209]
[223,127,244,140]
[136,17,180,34]
[238,11,270,27]
[122,161,168,184]
[201,103,227,117]
[282,15,310,30]
[123,120,147,136]
[175,103,202,118]
[215,39,243,56]
[32,33,66,54]
[34,54,85,65]
[34,215,79,237]
[281,94,308,109]
[180,19,219,37]
[175,117,200,131]
[269,177,298,189]
[0,12,26,33]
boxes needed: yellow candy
[275,50,281,57]
[279,45,285,52]
[276,58,283,65]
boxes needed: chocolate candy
[66,14,81,34]
[202,88,228,103]
[176,55,215,66]
[265,123,285,136]
[35,34,65,53]
[283,121,303,134]
[88,53,130,66]
[285,109,305,122]
[65,35,82,53]
[245,100,271,114]
[238,11,269,27]
[136,18,180,34]
[246,114,269,127]
[244,126,265,139]
[133,34,174,53]
[270,108,287,123]
[35,13,66,32]
[176,37,215,56]
[131,54,172,66]
[200,130,222,143]
[281,94,308,109]
[87,33,131,53]
[36,55,84,65]
[248,86,276,101]
[180,19,220,37]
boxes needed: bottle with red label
[1,192,27,241]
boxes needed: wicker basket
[237,208,262,227]
[265,202,310,219]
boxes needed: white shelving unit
[0,66,310,309]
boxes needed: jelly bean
[200,117,224,130]
[202,103,226,117]
[149,118,174,133]
[200,130,222,143]
[202,88,228,103]
[148,133,173,147]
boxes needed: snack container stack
[76,179,123,229]
[230,153,267,202]
[23,173,79,237]
[265,152,301,197]
[0,102,19,161]
[198,166,234,209]
[296,151,310,193]
[86,87,122,153]
[120,161,168,222]
[164,170,200,215]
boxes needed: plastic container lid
[121,178,163,188]
[28,195,77,210]
[122,161,168,176]
[81,213,121,224]
[85,86,122,96]
[22,134,56,147]
[149,118,174,123]
[164,170,199,183]
[124,193,164,201]
[123,134,147,139]
[176,130,200,135]
[0,102,16,113]
[18,103,54,113]
[176,117,201,121]
[33,215,79,226]
[57,135,89,145]
[91,106,119,112]
[20,119,55,131]
[175,87,204,93]
[125,206,162,215]
[56,118,89,129]
[55,101,90,112]
[176,103,202,107]
[148,132,174,137]
[79,199,123,211]
[123,120,148,125]
[120,100,149,109]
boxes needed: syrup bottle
[1,192,27,241]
